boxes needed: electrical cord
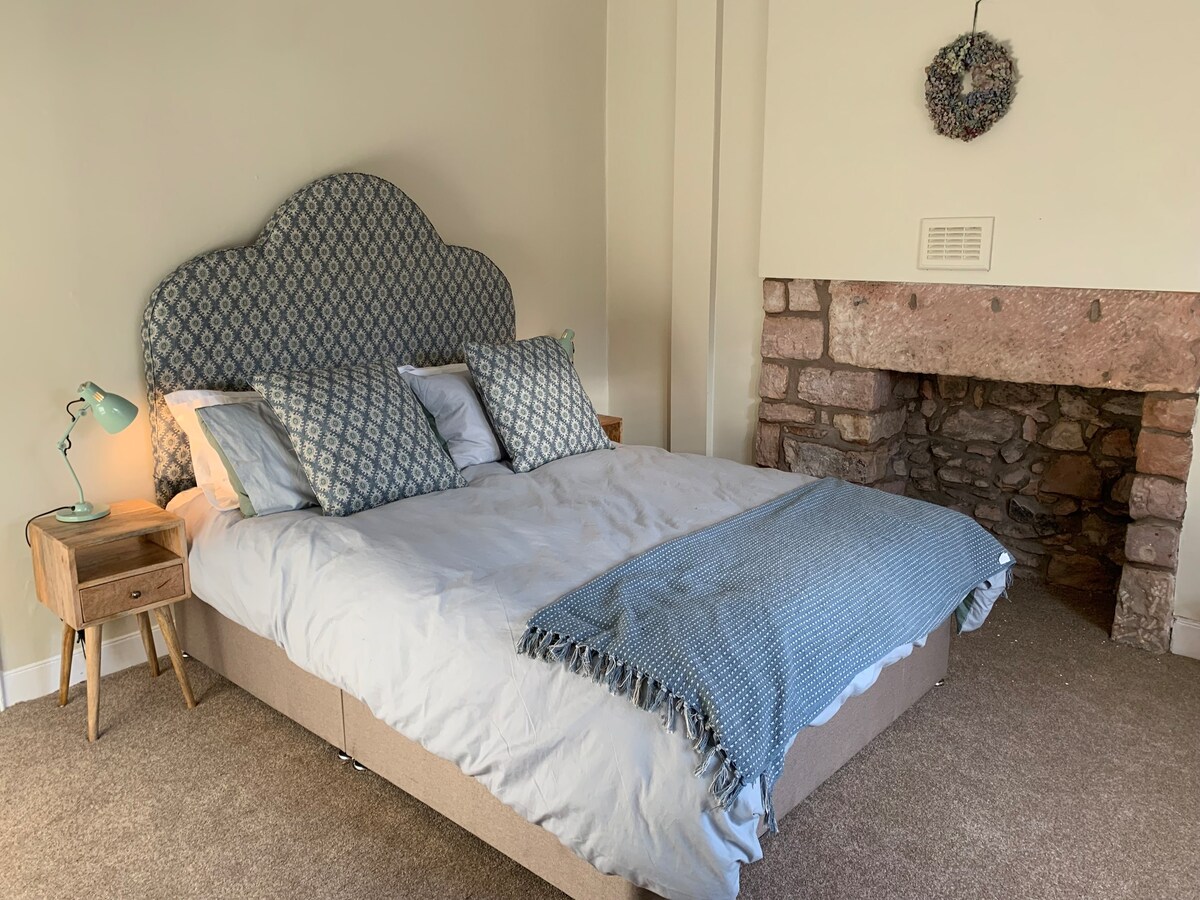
[62,398,84,452]
[24,401,88,545]
[25,507,71,546]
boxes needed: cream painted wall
[759,1,1200,292]
[605,0,676,449]
[606,0,768,464]
[0,0,607,676]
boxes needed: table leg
[85,624,102,742]
[58,622,74,707]
[153,606,196,709]
[137,612,160,677]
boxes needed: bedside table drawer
[79,565,186,622]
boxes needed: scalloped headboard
[142,172,516,505]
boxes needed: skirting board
[0,623,165,710]
[1171,616,1200,660]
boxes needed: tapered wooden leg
[153,606,196,709]
[58,623,74,707]
[137,612,160,677]
[85,624,102,742]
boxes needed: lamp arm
[56,407,89,508]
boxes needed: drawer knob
[130,590,142,600]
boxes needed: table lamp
[55,381,139,522]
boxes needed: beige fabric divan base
[175,596,950,900]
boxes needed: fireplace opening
[900,375,1141,598]
[757,278,1198,652]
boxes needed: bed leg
[336,749,351,762]
[351,760,367,772]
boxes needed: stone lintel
[826,281,1200,394]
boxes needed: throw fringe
[517,624,772,829]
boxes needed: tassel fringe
[517,624,770,826]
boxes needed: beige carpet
[1,585,1197,899]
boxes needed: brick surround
[757,279,1200,653]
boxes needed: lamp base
[56,502,110,523]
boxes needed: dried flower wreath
[925,31,1017,141]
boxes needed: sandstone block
[762,317,824,361]
[1125,523,1181,568]
[783,438,891,484]
[787,279,822,312]
[1142,394,1198,433]
[758,363,789,400]
[1128,475,1187,521]
[940,408,1019,443]
[1040,455,1103,499]
[759,403,817,424]
[827,281,1200,393]
[832,408,907,445]
[763,280,787,313]
[1112,567,1175,653]
[1136,431,1193,481]
[756,423,781,468]
[794,367,893,411]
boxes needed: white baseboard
[1172,617,1200,660]
[0,623,165,710]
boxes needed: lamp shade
[80,381,138,434]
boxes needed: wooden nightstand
[28,500,196,741]
[598,414,622,443]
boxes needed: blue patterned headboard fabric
[142,173,516,505]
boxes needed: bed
[143,173,1006,899]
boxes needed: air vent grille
[918,217,994,270]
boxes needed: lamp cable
[25,402,88,544]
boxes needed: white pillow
[164,389,261,510]
[397,364,504,469]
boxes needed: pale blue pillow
[252,364,466,516]
[399,365,504,469]
[465,336,611,473]
[196,401,319,517]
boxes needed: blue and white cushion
[465,336,611,473]
[251,363,465,516]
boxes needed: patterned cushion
[465,336,611,473]
[251,364,465,516]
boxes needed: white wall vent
[918,217,994,270]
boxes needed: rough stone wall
[901,376,1141,594]
[757,278,1197,653]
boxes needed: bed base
[176,596,950,900]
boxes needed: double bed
[143,173,1007,899]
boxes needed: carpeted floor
[1,584,1197,899]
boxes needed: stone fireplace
[756,279,1200,653]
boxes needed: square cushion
[398,364,504,469]
[251,363,465,516]
[465,336,611,473]
[196,400,319,517]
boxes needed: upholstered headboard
[142,173,516,505]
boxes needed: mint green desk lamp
[55,382,139,522]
